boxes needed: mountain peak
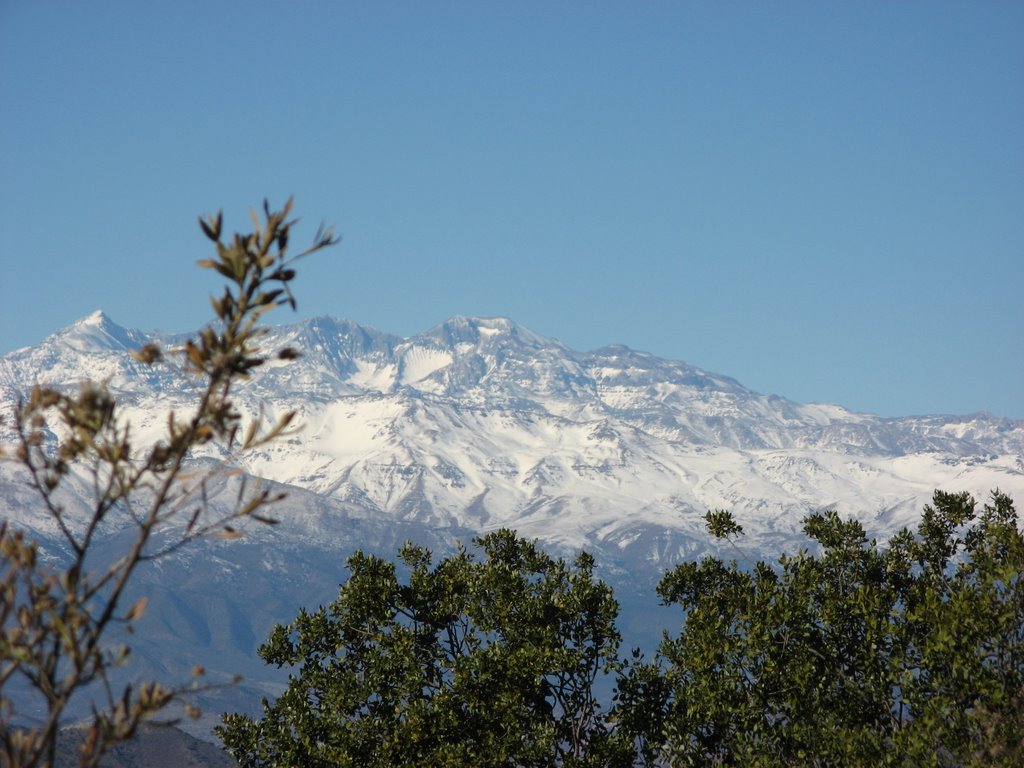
[77,309,111,326]
[450,315,513,329]
[421,316,564,351]
[59,311,140,352]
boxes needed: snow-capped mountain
[2,311,1022,733]
[5,310,1020,555]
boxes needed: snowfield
[2,311,1021,733]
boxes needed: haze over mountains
[2,311,1022,734]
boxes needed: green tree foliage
[653,490,1024,767]
[222,492,1022,767]
[0,200,336,768]
[218,530,641,767]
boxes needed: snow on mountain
[4,311,1023,557]
[2,311,1022,733]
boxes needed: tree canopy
[218,530,639,767]
[654,490,1024,766]
[224,490,1023,767]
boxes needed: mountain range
[2,310,1022,737]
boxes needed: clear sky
[2,1,1022,419]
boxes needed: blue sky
[2,1,1022,418]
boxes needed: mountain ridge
[2,311,1022,737]
[5,311,1022,543]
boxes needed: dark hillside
[55,725,235,768]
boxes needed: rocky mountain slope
[4,311,1020,555]
[3,311,1022,738]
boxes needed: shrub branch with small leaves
[0,199,336,768]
